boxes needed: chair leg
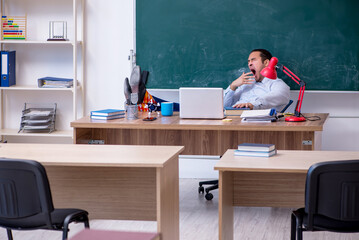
[62,228,69,240]
[296,216,303,240]
[291,213,296,240]
[205,183,218,192]
[83,215,90,228]
[199,180,218,195]
[62,213,90,240]
[199,180,218,186]
[6,229,13,240]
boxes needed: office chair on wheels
[291,159,359,240]
[198,180,218,200]
[0,158,90,240]
[198,101,293,201]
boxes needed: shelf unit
[0,0,84,141]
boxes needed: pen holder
[126,104,138,120]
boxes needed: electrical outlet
[88,140,105,144]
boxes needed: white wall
[84,0,133,112]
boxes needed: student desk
[0,143,184,240]
[215,150,359,240]
[71,113,328,155]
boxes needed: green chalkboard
[136,0,359,91]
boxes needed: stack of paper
[240,108,277,122]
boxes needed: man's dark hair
[251,49,272,62]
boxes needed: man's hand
[230,72,255,91]
[233,103,254,110]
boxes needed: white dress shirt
[223,77,290,112]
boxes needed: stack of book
[224,107,250,116]
[90,109,125,120]
[240,108,277,122]
[234,143,277,157]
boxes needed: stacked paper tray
[18,103,57,133]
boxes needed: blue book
[234,149,277,157]
[90,109,125,116]
[90,114,125,120]
[237,143,275,152]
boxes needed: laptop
[179,87,224,119]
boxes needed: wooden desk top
[215,149,359,173]
[0,143,184,168]
[71,113,329,132]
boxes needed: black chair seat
[0,209,88,229]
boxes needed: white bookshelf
[0,0,85,141]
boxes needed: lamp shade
[260,57,278,80]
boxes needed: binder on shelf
[38,76,73,88]
[1,51,16,87]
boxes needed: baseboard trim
[179,156,219,179]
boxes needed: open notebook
[179,87,224,119]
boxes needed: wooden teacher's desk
[0,143,184,240]
[215,150,359,240]
[71,113,328,155]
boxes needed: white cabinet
[0,0,84,141]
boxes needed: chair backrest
[305,160,359,228]
[0,158,54,227]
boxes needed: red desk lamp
[261,57,306,122]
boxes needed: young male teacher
[223,49,290,111]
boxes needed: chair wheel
[205,193,213,200]
[198,186,204,194]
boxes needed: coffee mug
[161,102,173,116]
